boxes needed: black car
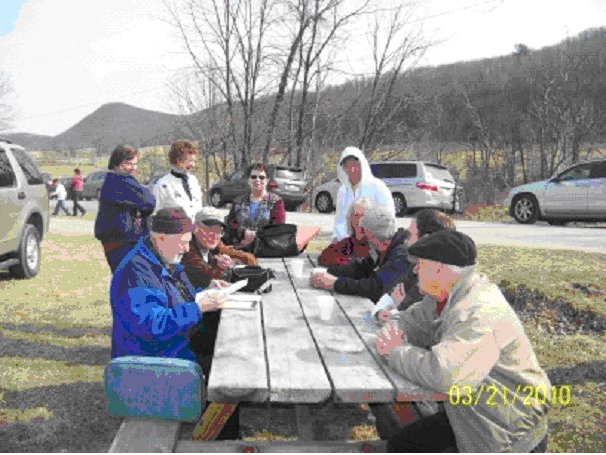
[208,165,309,211]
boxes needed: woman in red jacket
[319,196,371,266]
[70,168,86,216]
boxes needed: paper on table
[222,300,258,310]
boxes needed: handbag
[253,223,299,258]
[226,265,275,293]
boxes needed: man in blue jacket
[94,145,156,273]
[110,207,225,361]
[311,204,409,303]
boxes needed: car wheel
[547,219,568,226]
[9,224,41,279]
[512,195,539,224]
[392,193,407,217]
[210,190,224,208]
[284,203,299,212]
[315,192,334,213]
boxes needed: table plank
[207,301,269,403]
[285,257,395,403]
[306,256,445,401]
[259,258,332,403]
[109,418,180,452]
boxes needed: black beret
[408,230,476,267]
[150,207,193,234]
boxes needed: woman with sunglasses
[224,163,286,249]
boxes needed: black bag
[253,224,299,258]
[226,265,275,293]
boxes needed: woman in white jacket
[333,146,395,242]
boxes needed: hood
[507,180,548,196]
[336,146,374,190]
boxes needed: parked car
[208,165,309,211]
[82,170,108,200]
[0,138,49,278]
[504,159,606,225]
[312,161,462,216]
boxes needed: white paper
[222,300,258,310]
[219,279,249,295]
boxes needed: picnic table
[109,255,445,452]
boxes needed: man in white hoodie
[333,147,395,242]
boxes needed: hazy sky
[1,0,606,136]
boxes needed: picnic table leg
[192,402,238,441]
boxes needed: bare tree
[0,72,14,132]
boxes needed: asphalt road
[50,200,606,254]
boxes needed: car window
[424,164,454,182]
[0,151,17,188]
[589,161,606,179]
[274,167,304,179]
[559,164,592,181]
[370,163,417,178]
[12,149,43,185]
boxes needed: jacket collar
[140,237,184,278]
[441,268,479,314]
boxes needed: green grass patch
[40,165,100,179]
[0,329,110,349]
[0,407,54,425]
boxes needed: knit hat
[150,207,193,234]
[408,230,476,267]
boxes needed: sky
[1,0,606,136]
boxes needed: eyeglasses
[250,174,266,180]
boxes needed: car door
[542,163,592,216]
[223,169,247,201]
[587,161,606,217]
[0,150,21,252]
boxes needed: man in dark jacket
[94,145,156,272]
[310,204,408,303]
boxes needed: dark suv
[208,165,309,211]
[0,139,49,278]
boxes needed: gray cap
[194,207,227,228]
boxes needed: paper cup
[311,267,327,277]
[317,295,335,321]
[290,258,306,277]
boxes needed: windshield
[424,164,454,182]
[275,168,304,180]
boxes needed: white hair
[442,264,476,275]
[346,196,373,237]
[359,204,396,241]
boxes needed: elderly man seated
[376,230,550,453]
[110,207,225,362]
[310,204,409,303]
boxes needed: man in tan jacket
[376,230,550,452]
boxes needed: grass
[0,231,605,451]
[39,164,100,179]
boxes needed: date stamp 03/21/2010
[447,384,572,408]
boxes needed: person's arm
[319,238,353,266]
[218,242,257,265]
[111,261,202,343]
[387,306,500,393]
[333,270,385,302]
[327,256,373,278]
[109,176,156,215]
[270,198,286,224]
[225,201,246,244]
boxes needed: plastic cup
[291,258,305,277]
[317,295,335,321]
[311,267,327,278]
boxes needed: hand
[310,272,337,289]
[196,289,226,313]
[241,229,256,246]
[375,323,405,356]
[376,310,391,324]
[390,282,406,306]
[216,254,234,270]
[209,279,230,289]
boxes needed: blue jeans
[53,200,70,215]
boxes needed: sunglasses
[250,174,266,180]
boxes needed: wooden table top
[207,255,445,404]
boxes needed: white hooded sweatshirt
[333,146,395,241]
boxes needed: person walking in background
[70,168,86,217]
[50,178,70,216]
[152,140,203,222]
[332,147,395,243]
[94,145,156,273]
[223,163,286,249]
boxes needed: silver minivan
[0,139,49,278]
[313,160,461,216]
[504,159,606,225]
